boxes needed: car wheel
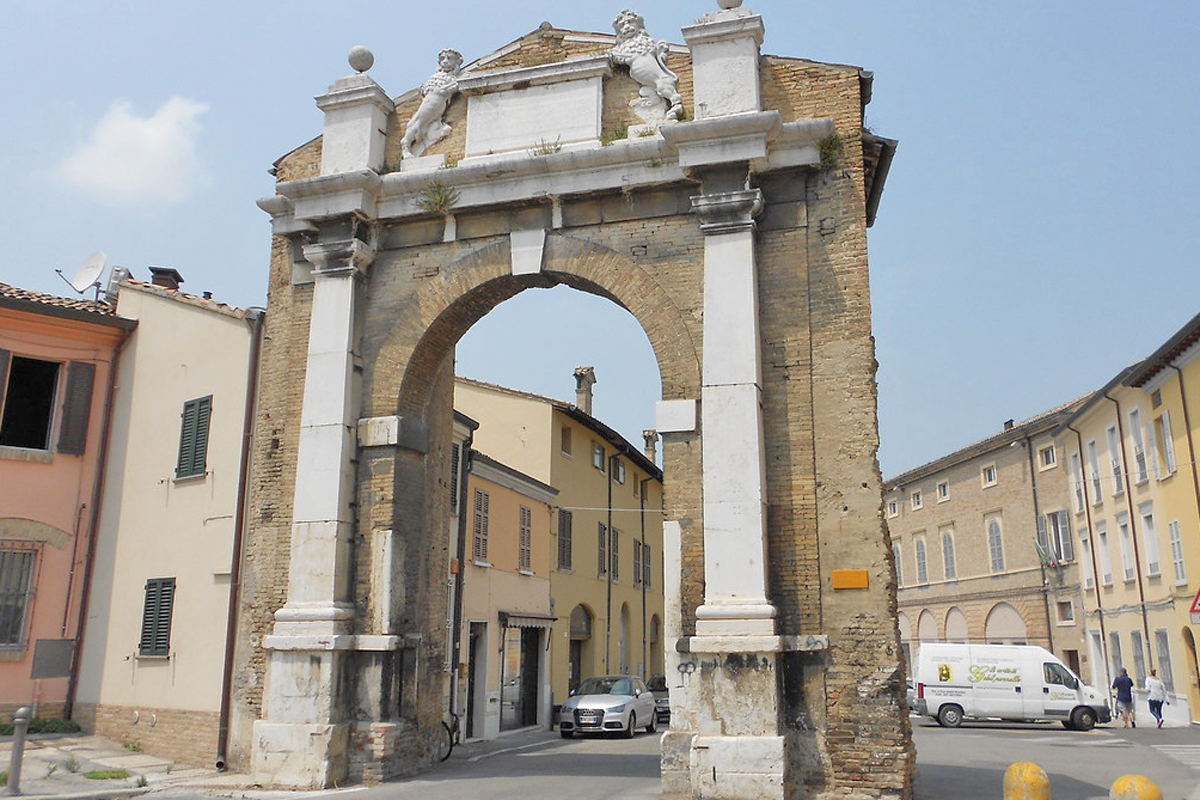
[625,712,636,738]
[645,712,657,734]
[937,704,963,728]
[1071,707,1096,732]
[560,728,574,739]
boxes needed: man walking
[1112,668,1135,728]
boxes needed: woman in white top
[1145,668,1168,728]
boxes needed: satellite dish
[67,252,107,293]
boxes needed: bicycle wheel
[438,720,455,762]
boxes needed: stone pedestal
[682,7,765,119]
[316,73,394,176]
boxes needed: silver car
[559,675,658,738]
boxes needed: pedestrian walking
[1144,668,1167,728]
[1112,668,1135,728]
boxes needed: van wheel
[1071,707,1096,732]
[1061,720,1076,730]
[937,705,964,728]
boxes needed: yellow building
[1121,312,1200,724]
[1058,315,1200,725]
[454,373,664,711]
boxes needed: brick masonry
[73,703,219,768]
[233,26,913,798]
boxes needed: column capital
[302,237,376,279]
[691,189,763,234]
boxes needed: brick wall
[74,703,220,768]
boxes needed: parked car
[647,674,670,723]
[558,675,658,738]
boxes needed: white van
[913,643,1111,731]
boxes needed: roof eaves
[1124,311,1200,388]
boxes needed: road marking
[468,739,560,762]
[1153,745,1200,770]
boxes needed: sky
[3,1,1198,477]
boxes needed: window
[914,538,928,584]
[1096,522,1113,585]
[1039,445,1056,468]
[1129,408,1148,484]
[561,426,572,456]
[1086,440,1103,501]
[0,544,37,648]
[518,506,532,572]
[592,442,605,471]
[1155,629,1175,693]
[613,459,626,484]
[642,543,651,588]
[633,540,642,586]
[1117,513,1134,582]
[981,464,997,487]
[1130,630,1147,684]
[139,577,176,657]
[1106,425,1123,496]
[557,510,573,570]
[1037,511,1074,564]
[1138,503,1161,576]
[472,490,490,562]
[1043,662,1077,687]
[937,481,949,502]
[1153,412,1177,476]
[1109,632,1124,675]
[893,543,903,586]
[1070,452,1085,512]
[450,443,461,515]
[1169,520,1187,584]
[887,499,898,518]
[941,528,956,580]
[597,523,607,576]
[1079,528,1094,588]
[176,396,213,479]
[911,491,923,510]
[0,355,59,450]
[987,519,1005,572]
[1056,601,1075,624]
[610,528,619,581]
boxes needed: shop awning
[499,612,556,629]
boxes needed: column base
[252,720,348,789]
[692,735,785,800]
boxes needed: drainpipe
[1169,365,1200,541]
[605,454,615,674]
[1069,425,1110,685]
[448,437,475,732]
[640,477,648,679]
[1024,435,1055,656]
[65,325,134,719]
[216,308,265,771]
[1102,392,1154,672]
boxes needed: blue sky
[3,1,1198,476]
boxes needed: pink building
[0,283,134,719]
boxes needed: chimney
[1003,419,1014,431]
[573,367,597,415]
[642,429,658,462]
[149,266,184,291]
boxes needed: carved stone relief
[401,48,464,159]
[608,9,685,128]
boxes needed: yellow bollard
[1003,761,1050,800]
[1109,775,1163,800]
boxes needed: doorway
[466,622,486,739]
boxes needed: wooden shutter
[139,577,176,656]
[643,544,651,588]
[450,444,460,514]
[176,396,212,478]
[1057,510,1074,562]
[473,490,489,561]
[611,529,619,581]
[558,510,572,570]
[56,361,96,455]
[598,524,607,575]
[1036,514,1049,558]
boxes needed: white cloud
[57,97,209,207]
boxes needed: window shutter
[139,577,175,656]
[56,361,96,455]
[611,529,619,580]
[643,544,651,588]
[450,444,460,514]
[1036,514,1048,554]
[177,396,212,477]
[0,349,10,417]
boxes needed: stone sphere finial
[717,0,744,8]
[348,45,375,73]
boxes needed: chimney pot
[148,266,184,291]
[573,366,597,415]
[642,429,658,462]
[1003,419,1014,431]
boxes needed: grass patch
[818,133,844,170]
[530,137,563,156]
[417,182,460,216]
[123,741,142,752]
[600,125,629,146]
[0,717,82,735]
[85,769,131,780]
[64,755,80,773]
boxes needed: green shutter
[176,396,212,478]
[56,362,96,455]
[139,577,175,656]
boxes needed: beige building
[1060,313,1200,725]
[454,374,664,710]
[885,402,1089,680]
[74,273,262,766]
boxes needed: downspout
[1070,425,1110,684]
[449,438,475,732]
[65,325,134,719]
[1102,392,1154,671]
[216,308,264,771]
[605,455,615,674]
[640,477,648,679]
[1169,365,1200,539]
[1024,435,1055,655]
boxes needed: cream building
[1061,312,1200,726]
[454,373,664,711]
[74,273,262,765]
[885,401,1088,681]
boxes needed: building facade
[73,275,263,764]
[454,375,665,711]
[885,403,1089,681]
[0,282,133,720]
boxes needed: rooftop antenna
[55,252,107,301]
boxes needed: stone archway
[985,603,1028,645]
[235,6,911,799]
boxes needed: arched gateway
[232,4,911,798]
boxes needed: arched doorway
[945,607,969,643]
[568,604,594,694]
[619,603,631,675]
[1183,627,1199,723]
[918,610,938,643]
[985,603,1028,645]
